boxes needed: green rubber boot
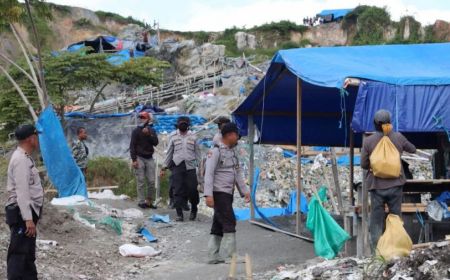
[207,235,225,264]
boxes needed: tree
[0,0,51,121]
[0,49,169,139]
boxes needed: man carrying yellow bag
[361,109,416,253]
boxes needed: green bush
[280,41,300,49]
[73,18,93,29]
[86,157,170,202]
[351,6,391,45]
[95,11,146,27]
[252,20,308,36]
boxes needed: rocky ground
[0,182,316,280]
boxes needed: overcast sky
[47,0,450,31]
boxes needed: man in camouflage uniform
[72,127,89,175]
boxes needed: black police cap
[214,116,231,125]
[221,122,239,137]
[15,124,37,140]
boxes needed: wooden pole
[349,129,355,205]
[361,134,370,257]
[330,147,344,215]
[248,115,255,220]
[296,78,303,235]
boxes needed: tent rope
[433,115,450,141]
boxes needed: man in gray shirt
[5,124,43,279]
[162,116,201,221]
[361,109,416,252]
[204,123,250,264]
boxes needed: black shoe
[189,211,197,221]
[138,203,148,209]
[176,215,184,222]
[183,203,190,211]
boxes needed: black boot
[176,208,184,222]
[183,202,190,212]
[189,211,197,221]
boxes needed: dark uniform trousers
[6,205,40,280]
[171,161,199,212]
[369,185,403,251]
[211,191,236,236]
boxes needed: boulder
[234,32,256,50]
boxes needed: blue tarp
[233,43,450,147]
[65,112,207,134]
[235,190,309,221]
[37,106,87,197]
[352,80,450,133]
[318,9,353,20]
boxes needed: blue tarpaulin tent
[317,9,353,20]
[233,43,450,148]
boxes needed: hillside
[1,4,450,62]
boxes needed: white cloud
[47,0,450,31]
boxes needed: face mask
[178,123,189,132]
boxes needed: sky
[47,0,450,31]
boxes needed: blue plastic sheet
[37,106,87,197]
[139,228,158,242]
[151,214,170,223]
[65,113,207,134]
[352,80,450,133]
[336,155,361,166]
[233,43,450,148]
[235,170,309,221]
[317,9,353,19]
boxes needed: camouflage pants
[135,157,156,204]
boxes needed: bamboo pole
[9,23,45,109]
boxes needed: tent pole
[349,128,355,206]
[248,115,255,220]
[296,77,303,235]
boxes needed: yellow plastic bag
[376,214,412,261]
[370,124,401,178]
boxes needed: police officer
[204,123,250,264]
[5,124,43,280]
[212,116,231,146]
[162,116,201,221]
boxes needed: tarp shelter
[234,43,450,148]
[317,9,353,21]
[63,35,146,65]
[232,42,450,242]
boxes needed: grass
[86,157,169,201]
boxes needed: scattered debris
[118,244,161,258]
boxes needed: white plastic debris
[119,244,161,258]
[73,212,95,229]
[88,189,129,200]
[164,106,179,113]
[37,240,58,246]
[123,208,144,219]
[51,195,89,206]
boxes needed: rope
[433,115,450,141]
[251,168,279,228]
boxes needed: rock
[234,31,256,50]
